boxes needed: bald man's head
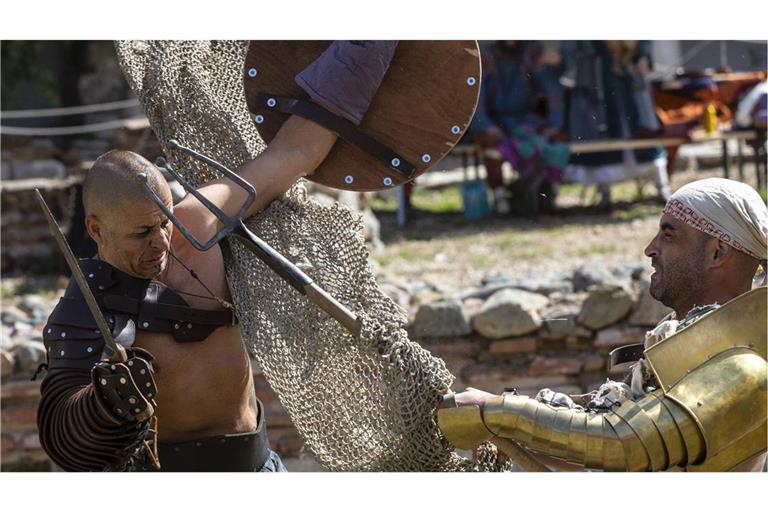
[83,150,174,278]
[83,150,169,222]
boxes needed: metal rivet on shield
[129,397,136,405]
[100,379,107,386]
[140,369,146,375]
[254,115,264,124]
[467,76,477,86]
[142,321,149,328]
[86,347,93,353]
[390,158,401,167]
[119,378,127,385]
[247,68,257,78]
[128,360,134,367]
[383,177,393,186]
[451,125,461,135]
[345,175,354,184]
[146,382,152,388]
[267,97,277,108]
[421,154,432,164]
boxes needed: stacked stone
[404,264,672,397]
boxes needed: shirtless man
[37,41,398,471]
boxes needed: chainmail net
[115,40,509,471]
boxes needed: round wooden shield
[243,41,481,192]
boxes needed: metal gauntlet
[439,288,767,471]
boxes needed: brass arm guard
[438,291,768,471]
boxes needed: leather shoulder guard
[43,258,235,365]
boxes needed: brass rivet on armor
[383,177,393,186]
[145,382,151,387]
[451,125,461,134]
[111,365,116,370]
[267,97,277,108]
[147,393,153,398]
[421,154,431,164]
[100,379,107,386]
[467,76,477,86]
[247,68,257,78]
[134,408,140,414]
[390,157,400,167]
[120,377,127,384]
[129,397,136,404]
[345,175,354,184]
[254,115,264,124]
[142,321,149,328]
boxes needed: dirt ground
[370,166,761,290]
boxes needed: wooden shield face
[243,41,481,192]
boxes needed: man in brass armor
[438,178,767,471]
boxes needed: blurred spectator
[470,41,570,215]
[734,80,767,130]
[560,41,670,207]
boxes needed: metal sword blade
[34,189,126,363]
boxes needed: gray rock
[18,295,51,323]
[541,303,582,339]
[577,284,635,330]
[2,305,30,325]
[412,298,471,338]
[481,272,513,286]
[379,283,411,312]
[1,324,15,349]
[572,265,624,292]
[629,279,674,326]
[613,263,646,282]
[471,288,549,339]
[11,159,66,180]
[10,340,47,374]
[1,348,14,378]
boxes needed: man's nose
[149,228,170,250]
[644,237,657,258]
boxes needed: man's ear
[85,214,105,245]
[709,239,733,269]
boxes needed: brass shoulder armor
[438,288,767,471]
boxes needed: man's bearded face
[644,213,709,312]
